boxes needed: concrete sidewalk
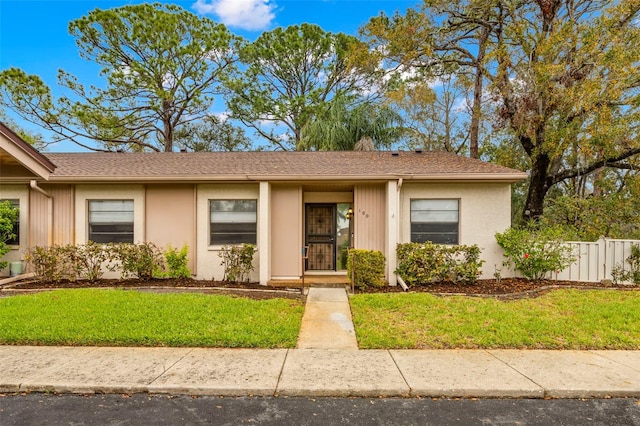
[1,346,640,398]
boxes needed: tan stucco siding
[400,182,512,279]
[196,183,260,281]
[75,185,146,244]
[271,184,302,278]
[146,185,196,274]
[0,184,29,276]
[74,185,145,279]
[353,184,386,255]
[43,184,75,246]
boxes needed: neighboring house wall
[271,184,303,279]
[0,184,28,275]
[196,183,260,282]
[145,184,196,274]
[399,182,512,279]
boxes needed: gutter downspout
[30,180,53,246]
[392,177,404,287]
[396,274,409,291]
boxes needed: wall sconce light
[346,207,354,220]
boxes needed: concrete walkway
[297,287,358,349]
[1,346,640,398]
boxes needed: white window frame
[209,199,257,245]
[88,199,134,244]
[410,199,460,245]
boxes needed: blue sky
[0,0,418,152]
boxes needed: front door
[305,204,336,270]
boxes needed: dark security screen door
[306,204,336,271]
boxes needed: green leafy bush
[0,200,19,270]
[25,245,67,282]
[611,244,640,285]
[347,249,386,289]
[161,244,191,278]
[108,242,162,280]
[71,241,110,282]
[218,244,256,282]
[395,242,484,286]
[495,226,577,281]
[27,242,110,282]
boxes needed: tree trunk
[162,100,173,152]
[523,152,551,221]
[469,26,489,159]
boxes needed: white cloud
[213,111,230,122]
[192,0,276,31]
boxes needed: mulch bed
[354,278,639,299]
[2,277,638,300]
[1,278,303,301]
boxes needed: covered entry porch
[264,181,395,286]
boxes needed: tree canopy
[173,115,253,152]
[361,0,640,227]
[224,23,381,151]
[299,96,404,151]
[0,3,238,152]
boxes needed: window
[0,199,19,245]
[210,200,257,245]
[410,199,459,244]
[88,200,134,243]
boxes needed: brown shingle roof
[44,151,527,182]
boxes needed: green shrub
[25,245,67,282]
[347,249,386,289]
[611,244,640,285]
[495,226,577,281]
[71,241,110,282]
[0,200,19,270]
[161,244,191,278]
[218,244,256,282]
[395,242,484,286]
[109,242,162,280]
[27,243,110,282]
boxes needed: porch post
[259,181,271,285]
[386,180,398,286]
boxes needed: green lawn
[350,289,640,349]
[0,289,304,348]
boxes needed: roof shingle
[43,151,527,182]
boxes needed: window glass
[0,199,19,245]
[210,200,257,245]
[410,199,459,244]
[88,200,134,243]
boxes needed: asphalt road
[1,394,639,425]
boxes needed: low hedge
[395,242,484,286]
[347,249,386,289]
[25,242,173,282]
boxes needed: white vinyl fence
[548,238,640,283]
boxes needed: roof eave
[47,172,528,183]
[0,122,56,179]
